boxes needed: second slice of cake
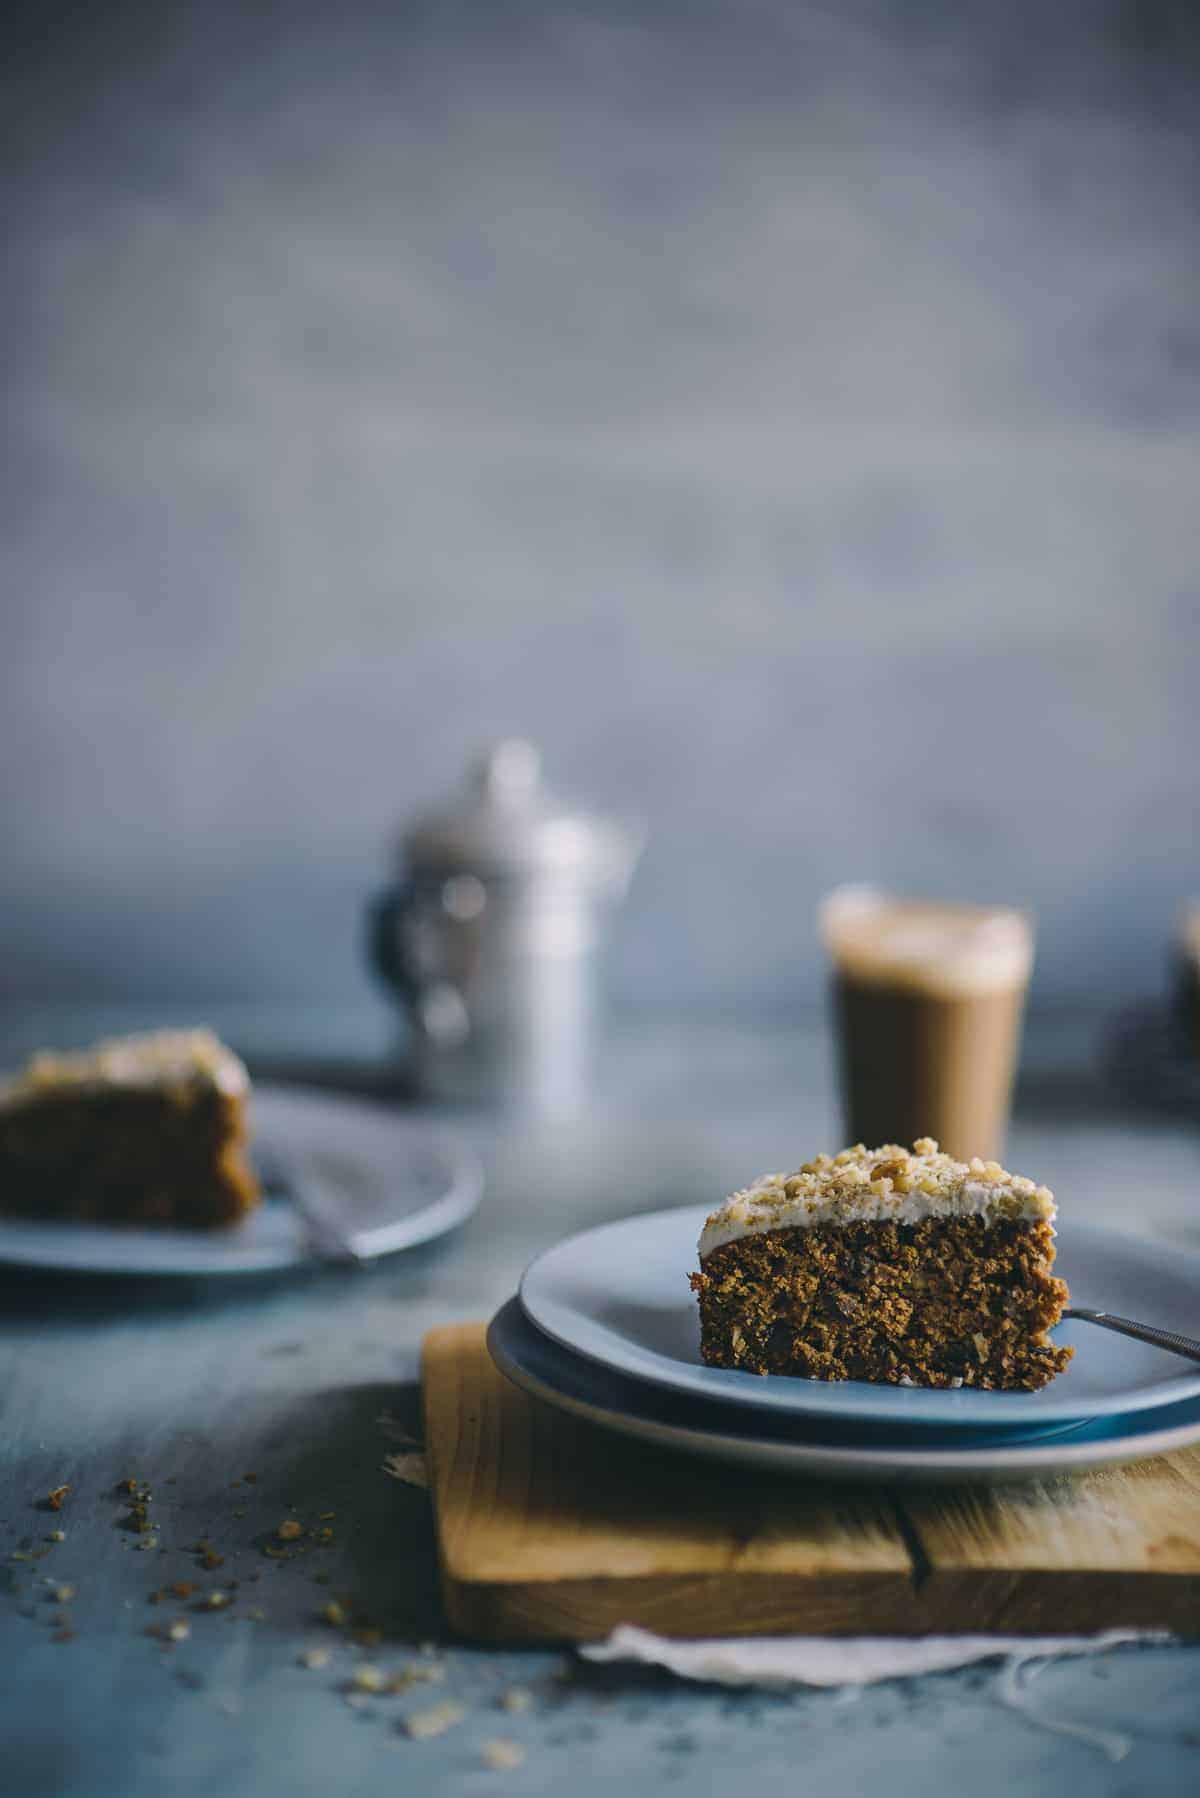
[0,1029,260,1229]
[689,1139,1071,1391]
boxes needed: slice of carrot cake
[0,1029,260,1229]
[689,1138,1071,1390]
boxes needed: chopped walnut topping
[870,1158,907,1182]
[701,1139,1055,1254]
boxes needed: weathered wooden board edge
[902,1570,1200,1638]
[439,1570,1200,1645]
[440,1572,928,1646]
[422,1322,1200,1644]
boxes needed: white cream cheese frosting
[0,1029,249,1108]
[698,1138,1055,1259]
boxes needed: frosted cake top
[699,1138,1055,1258]
[0,1029,249,1107]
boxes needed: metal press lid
[402,739,642,891]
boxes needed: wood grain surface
[423,1324,1200,1642]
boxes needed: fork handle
[1064,1308,1200,1365]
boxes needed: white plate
[0,1085,482,1275]
[520,1206,1200,1427]
[490,1298,1200,1485]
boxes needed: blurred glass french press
[369,740,642,1111]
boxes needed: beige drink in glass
[820,887,1034,1164]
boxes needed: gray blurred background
[3,0,1198,1024]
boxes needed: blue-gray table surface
[2,1008,1198,1798]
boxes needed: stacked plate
[490,1206,1200,1484]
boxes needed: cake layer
[699,1139,1053,1258]
[690,1215,1072,1391]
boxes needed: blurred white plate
[0,1085,482,1276]
[520,1207,1200,1427]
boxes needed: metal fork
[1063,1308,1200,1365]
[254,1142,365,1266]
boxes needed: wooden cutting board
[422,1323,1200,1643]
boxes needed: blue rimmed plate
[490,1297,1200,1485]
[519,1207,1200,1429]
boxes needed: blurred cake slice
[690,1139,1071,1390]
[0,1030,260,1229]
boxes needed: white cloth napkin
[580,1625,1171,1761]
[580,1623,1160,1689]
